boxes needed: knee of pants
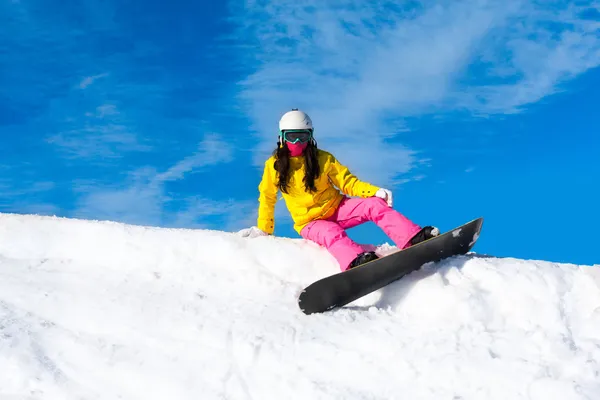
[322,229,348,249]
[364,196,390,216]
[301,221,347,249]
[367,196,388,207]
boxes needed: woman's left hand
[375,188,393,207]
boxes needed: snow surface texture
[0,213,599,400]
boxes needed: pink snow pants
[300,197,421,271]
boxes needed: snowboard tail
[298,217,484,315]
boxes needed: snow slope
[0,213,599,400]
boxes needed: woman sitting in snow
[239,109,439,271]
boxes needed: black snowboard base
[298,217,484,315]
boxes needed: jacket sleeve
[257,158,278,234]
[326,154,380,198]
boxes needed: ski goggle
[280,129,313,144]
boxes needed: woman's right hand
[237,226,269,238]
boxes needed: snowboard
[298,217,484,315]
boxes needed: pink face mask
[286,142,308,156]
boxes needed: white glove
[237,226,269,238]
[375,188,393,207]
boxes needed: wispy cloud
[231,0,600,185]
[169,197,258,232]
[0,181,55,197]
[455,1,600,114]
[1,0,262,229]
[78,73,109,89]
[74,134,236,227]
[0,178,57,216]
[1,2,155,163]
[155,134,234,183]
[47,75,154,160]
[47,121,151,160]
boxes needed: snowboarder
[239,109,439,271]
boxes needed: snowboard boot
[407,226,440,247]
[348,251,379,270]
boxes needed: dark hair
[273,140,321,194]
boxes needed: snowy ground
[0,213,599,400]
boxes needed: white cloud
[92,104,119,117]
[169,197,258,232]
[0,179,57,216]
[78,73,109,89]
[155,134,234,183]
[74,135,235,227]
[1,181,55,196]
[454,1,600,114]
[231,0,600,186]
[48,102,152,160]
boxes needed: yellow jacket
[257,150,380,234]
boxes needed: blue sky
[1,0,599,266]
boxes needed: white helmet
[279,109,313,132]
